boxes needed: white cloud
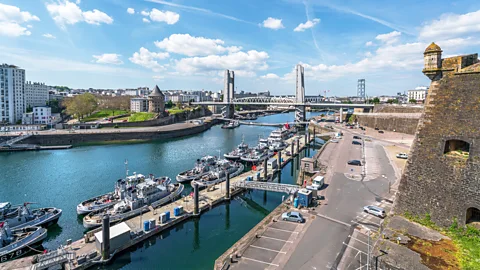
[42,33,56,39]
[26,24,32,28]
[46,1,113,28]
[76,0,81,4]
[365,41,374,46]
[175,50,269,74]
[143,18,150,23]
[0,22,31,36]
[375,31,401,45]
[262,17,284,30]
[93,53,123,65]
[142,8,179,24]
[154,34,241,57]
[261,73,280,79]
[294,18,320,32]
[129,47,169,72]
[127,8,135,15]
[419,10,480,40]
[153,75,164,81]
[0,3,39,37]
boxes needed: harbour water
[0,112,323,269]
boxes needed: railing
[234,180,300,194]
[0,134,32,146]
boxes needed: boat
[0,203,62,230]
[83,176,184,229]
[221,121,240,129]
[0,223,47,263]
[269,141,287,151]
[267,127,291,145]
[224,136,249,160]
[192,160,244,189]
[241,147,270,163]
[76,173,147,215]
[244,114,257,120]
[176,155,218,183]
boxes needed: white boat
[224,136,249,160]
[192,160,244,188]
[241,147,270,163]
[221,120,240,129]
[176,156,218,183]
[267,127,290,145]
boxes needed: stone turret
[422,42,443,81]
[148,85,165,114]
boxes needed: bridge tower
[222,70,235,119]
[357,79,365,99]
[295,64,306,124]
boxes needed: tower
[422,42,443,81]
[222,70,235,118]
[295,64,306,123]
[148,85,165,114]
[357,79,365,99]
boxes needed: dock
[1,134,315,270]
[0,144,72,152]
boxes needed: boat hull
[76,193,118,215]
[176,171,210,183]
[193,164,245,188]
[0,227,47,263]
[224,154,241,160]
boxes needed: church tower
[422,42,442,81]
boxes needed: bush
[114,124,119,129]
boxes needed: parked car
[281,211,305,223]
[374,127,379,130]
[396,153,408,159]
[363,205,386,218]
[352,141,362,145]
[353,136,362,139]
[331,139,339,143]
[359,127,365,130]
[347,160,362,166]
[378,130,384,134]
[122,120,128,122]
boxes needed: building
[0,64,26,124]
[125,87,150,97]
[408,86,429,102]
[130,97,148,112]
[25,81,49,108]
[22,112,34,125]
[33,106,52,125]
[148,85,165,113]
[395,42,480,227]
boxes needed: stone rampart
[355,114,420,135]
[373,104,424,113]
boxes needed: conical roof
[424,42,442,53]
[149,85,164,97]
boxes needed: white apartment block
[33,106,52,125]
[25,81,49,108]
[0,64,25,124]
[130,97,148,112]
[408,86,428,102]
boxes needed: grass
[404,213,480,270]
[128,112,156,122]
[83,109,128,122]
[166,107,185,115]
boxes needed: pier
[1,134,313,270]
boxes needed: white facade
[130,97,148,112]
[408,86,428,102]
[25,81,49,108]
[0,64,26,124]
[22,112,34,125]
[33,106,52,124]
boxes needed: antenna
[125,159,129,178]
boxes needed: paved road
[282,130,397,270]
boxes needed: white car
[330,139,339,143]
[363,205,386,218]
[396,153,408,159]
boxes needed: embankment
[354,113,420,135]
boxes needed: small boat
[224,136,249,160]
[0,203,62,230]
[176,156,218,183]
[269,141,287,151]
[0,223,47,263]
[83,177,183,229]
[221,121,240,129]
[244,114,258,120]
[77,173,147,215]
[241,148,269,163]
[192,160,244,189]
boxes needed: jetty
[1,133,316,270]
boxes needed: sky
[1,0,480,96]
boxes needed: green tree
[47,99,63,114]
[372,97,380,104]
[26,105,33,113]
[64,93,98,120]
[166,100,174,108]
[409,98,417,104]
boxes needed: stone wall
[355,114,420,135]
[373,104,424,113]
[395,72,480,227]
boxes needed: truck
[306,176,324,190]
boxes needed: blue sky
[1,0,480,96]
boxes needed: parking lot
[231,215,309,270]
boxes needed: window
[444,139,470,158]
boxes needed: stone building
[395,42,480,227]
[148,85,165,114]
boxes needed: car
[396,153,408,159]
[49,128,56,131]
[363,205,386,218]
[374,127,379,130]
[330,139,339,143]
[359,127,365,130]
[281,211,304,223]
[353,135,362,139]
[122,120,128,122]
[378,130,384,134]
[347,160,362,166]
[352,141,362,145]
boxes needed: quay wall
[373,104,424,113]
[355,114,420,135]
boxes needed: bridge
[233,180,300,195]
[0,134,32,147]
[193,65,373,122]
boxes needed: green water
[0,112,322,269]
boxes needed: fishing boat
[0,203,62,230]
[176,155,218,183]
[192,160,244,189]
[0,223,47,263]
[83,176,183,229]
[224,136,249,160]
[76,173,147,215]
[221,121,240,129]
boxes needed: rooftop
[424,42,442,54]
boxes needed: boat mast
[125,159,129,178]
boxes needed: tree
[47,99,64,114]
[166,100,174,108]
[372,97,380,104]
[386,99,398,104]
[409,98,417,104]
[64,93,98,119]
[98,96,130,114]
[26,105,33,113]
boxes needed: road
[282,128,398,270]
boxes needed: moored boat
[176,156,218,183]
[192,160,244,188]
[241,148,269,163]
[0,223,47,263]
[0,203,62,230]
[221,120,240,129]
[224,136,249,160]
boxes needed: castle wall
[395,72,480,227]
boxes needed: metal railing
[233,180,300,194]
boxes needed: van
[307,176,324,190]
